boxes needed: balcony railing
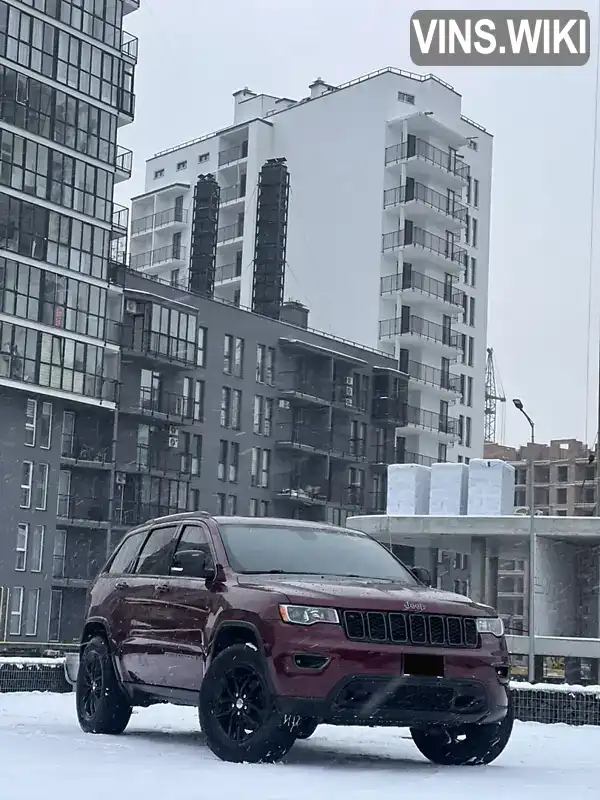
[273,473,328,504]
[217,221,244,243]
[121,330,197,365]
[382,226,467,267]
[130,244,187,269]
[121,32,139,61]
[385,137,470,181]
[372,396,406,424]
[218,141,248,167]
[370,442,439,467]
[61,435,112,464]
[275,423,330,452]
[220,183,246,204]
[329,485,365,508]
[379,315,460,348]
[215,261,242,282]
[380,268,464,307]
[384,182,468,223]
[406,359,461,392]
[131,447,182,474]
[124,387,191,419]
[279,371,333,404]
[113,502,182,527]
[57,495,110,523]
[112,203,129,233]
[330,434,367,461]
[131,207,188,236]
[401,404,456,435]
[332,382,369,411]
[115,145,133,176]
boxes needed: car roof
[124,513,365,537]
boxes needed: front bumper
[266,620,509,728]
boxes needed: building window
[198,153,209,163]
[24,588,40,636]
[48,589,63,642]
[52,529,67,578]
[20,461,33,508]
[170,269,180,287]
[218,440,228,481]
[469,297,475,327]
[259,500,269,517]
[234,337,244,377]
[467,376,473,407]
[226,495,237,516]
[30,524,44,572]
[39,402,52,449]
[460,334,467,365]
[197,326,207,367]
[189,489,201,511]
[468,337,474,367]
[229,442,240,483]
[154,169,164,179]
[557,466,569,482]
[254,395,273,435]
[15,523,28,571]
[184,379,204,421]
[556,488,567,505]
[34,463,49,510]
[221,388,231,427]
[223,334,233,374]
[231,389,242,430]
[438,443,447,463]
[472,217,478,248]
[216,493,226,515]
[191,434,202,477]
[176,160,187,171]
[468,139,478,151]
[398,91,415,104]
[465,416,472,448]
[256,344,276,385]
[9,587,23,636]
[25,399,37,446]
[249,498,258,517]
[469,257,477,287]
[473,178,480,208]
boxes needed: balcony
[273,473,328,506]
[123,0,140,13]
[131,207,188,237]
[121,329,197,367]
[370,442,438,467]
[121,388,193,422]
[115,145,133,182]
[385,137,470,186]
[113,502,181,528]
[218,141,249,167]
[330,433,367,462]
[329,484,365,509]
[56,495,110,526]
[61,435,113,468]
[382,225,467,272]
[398,404,457,437]
[217,221,244,245]
[365,491,387,514]
[121,448,184,476]
[220,183,246,205]
[372,396,406,425]
[215,261,242,283]
[112,203,129,239]
[406,359,461,394]
[130,244,187,271]
[384,181,468,227]
[379,315,460,351]
[332,381,369,412]
[380,268,464,312]
[279,371,332,406]
[275,423,331,455]
[121,32,139,62]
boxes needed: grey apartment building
[0,0,138,646]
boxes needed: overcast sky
[117,0,600,450]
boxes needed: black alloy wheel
[213,663,269,743]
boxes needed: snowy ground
[1,693,598,800]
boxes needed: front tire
[295,718,319,740]
[199,644,297,763]
[410,692,514,766]
[76,636,132,735]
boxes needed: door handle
[115,581,129,590]
[155,583,170,594]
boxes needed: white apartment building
[129,67,492,463]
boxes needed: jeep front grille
[342,610,480,649]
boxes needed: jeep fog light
[476,617,504,637]
[279,604,340,626]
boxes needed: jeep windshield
[217,523,418,583]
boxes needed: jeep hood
[236,574,493,616]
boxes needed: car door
[119,523,181,687]
[157,521,216,692]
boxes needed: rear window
[218,523,417,583]
[107,531,148,575]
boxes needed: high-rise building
[0,0,138,643]
[130,68,492,463]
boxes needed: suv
[76,514,512,765]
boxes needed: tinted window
[107,531,147,575]
[135,526,179,576]
[175,524,213,562]
[218,524,417,583]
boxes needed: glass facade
[0,0,136,403]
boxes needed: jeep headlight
[476,616,504,637]
[279,604,340,626]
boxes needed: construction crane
[484,347,506,444]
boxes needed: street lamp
[512,398,536,683]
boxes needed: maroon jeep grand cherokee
[76,513,512,765]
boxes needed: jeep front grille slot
[342,610,481,649]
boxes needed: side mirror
[410,566,432,586]
[171,549,216,580]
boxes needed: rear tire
[410,692,514,766]
[199,644,297,763]
[76,636,132,735]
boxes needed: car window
[135,525,179,576]
[107,531,148,575]
[174,524,213,564]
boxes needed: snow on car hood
[236,574,491,616]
